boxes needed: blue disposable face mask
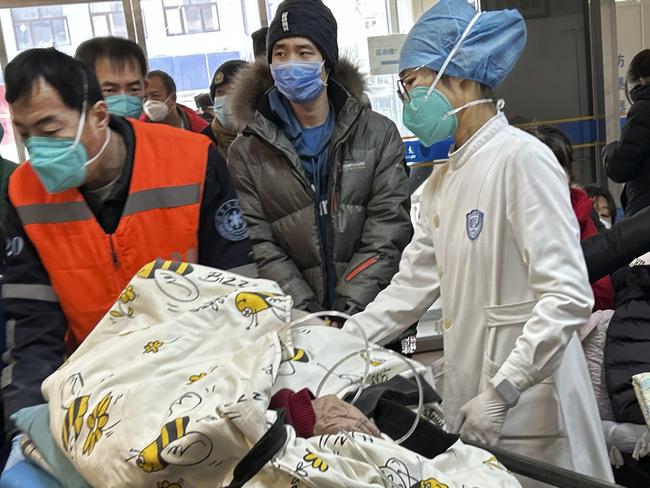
[24,103,111,194]
[402,12,496,147]
[270,61,327,104]
[213,95,233,130]
[105,94,143,118]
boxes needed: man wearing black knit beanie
[228,0,411,325]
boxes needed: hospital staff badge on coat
[466,209,484,241]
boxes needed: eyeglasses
[396,65,427,102]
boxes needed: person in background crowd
[141,70,217,145]
[195,92,215,123]
[0,49,254,465]
[586,184,617,230]
[343,0,613,483]
[603,48,650,217]
[209,60,248,159]
[527,125,614,311]
[251,27,268,60]
[0,124,16,219]
[75,36,147,119]
[228,0,411,316]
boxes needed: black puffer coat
[603,84,650,217]
[605,265,650,424]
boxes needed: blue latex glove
[10,405,89,488]
[0,460,61,488]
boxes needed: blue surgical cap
[399,0,526,89]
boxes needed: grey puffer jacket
[228,59,411,312]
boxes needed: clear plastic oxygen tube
[316,347,424,445]
[288,311,370,406]
[288,312,425,443]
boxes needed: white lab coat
[344,114,613,484]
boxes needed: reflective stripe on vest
[9,119,210,346]
[15,184,202,225]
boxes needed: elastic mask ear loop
[84,127,111,168]
[426,11,483,98]
[443,97,504,120]
[320,61,329,88]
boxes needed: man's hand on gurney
[313,395,381,437]
[459,383,510,446]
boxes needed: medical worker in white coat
[343,0,613,484]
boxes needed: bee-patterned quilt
[41,260,521,488]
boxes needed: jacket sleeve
[341,181,440,345]
[198,146,256,276]
[333,122,412,313]
[1,197,67,432]
[492,142,594,393]
[228,139,319,310]
[603,100,650,183]
[581,205,650,283]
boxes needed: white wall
[616,0,649,113]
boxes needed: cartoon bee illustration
[235,292,283,329]
[419,479,449,488]
[61,395,90,451]
[137,260,200,303]
[136,417,212,473]
[278,348,311,376]
[291,348,309,363]
[137,260,194,279]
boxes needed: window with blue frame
[162,0,220,36]
[10,6,71,50]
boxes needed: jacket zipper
[252,113,359,303]
[108,235,119,268]
[345,254,383,282]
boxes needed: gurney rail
[467,440,624,488]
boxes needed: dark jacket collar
[630,84,650,103]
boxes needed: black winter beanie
[267,0,338,70]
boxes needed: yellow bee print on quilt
[235,291,283,329]
[61,395,90,451]
[420,478,449,488]
[136,417,213,473]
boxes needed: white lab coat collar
[448,112,509,171]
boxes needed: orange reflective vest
[9,119,210,346]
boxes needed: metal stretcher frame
[468,440,624,488]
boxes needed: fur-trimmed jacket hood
[229,57,367,132]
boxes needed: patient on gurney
[3,262,521,488]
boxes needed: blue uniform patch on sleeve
[215,199,249,241]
